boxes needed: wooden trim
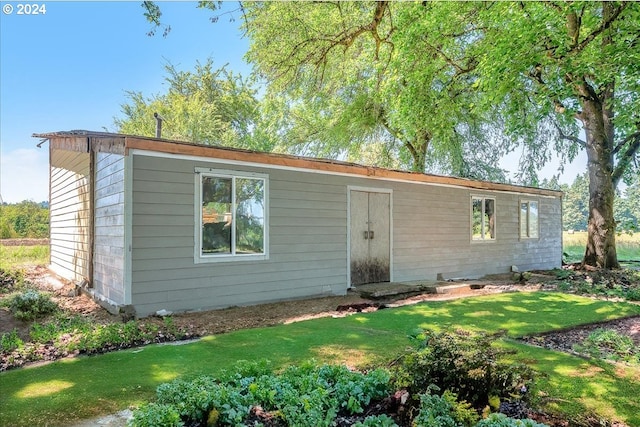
[125,137,562,197]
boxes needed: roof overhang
[35,130,563,198]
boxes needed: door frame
[346,186,393,288]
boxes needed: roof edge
[35,130,563,197]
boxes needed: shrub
[0,329,23,353]
[411,389,479,427]
[128,403,183,427]
[9,289,58,321]
[393,329,536,408]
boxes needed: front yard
[1,283,640,426]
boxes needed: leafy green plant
[0,268,25,294]
[133,362,392,427]
[128,403,183,427]
[551,268,572,280]
[574,329,639,364]
[353,414,398,427]
[9,289,58,321]
[411,389,469,427]
[626,287,640,301]
[475,413,547,427]
[0,329,23,353]
[394,330,536,408]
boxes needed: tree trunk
[580,97,619,269]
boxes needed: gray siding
[92,152,126,305]
[130,155,348,316]
[391,186,562,281]
[129,153,562,317]
[49,149,90,282]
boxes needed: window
[471,196,496,241]
[196,168,267,262]
[520,200,539,239]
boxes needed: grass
[1,292,640,427]
[0,244,49,270]
[563,231,640,264]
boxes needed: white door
[350,190,390,286]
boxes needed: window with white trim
[520,200,539,239]
[471,196,496,241]
[196,169,267,262]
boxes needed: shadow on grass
[1,292,639,426]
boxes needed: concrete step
[356,280,483,300]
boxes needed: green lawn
[1,292,640,427]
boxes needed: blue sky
[0,1,585,203]
[0,1,249,202]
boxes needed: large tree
[243,1,508,180]
[115,59,272,150]
[468,1,640,268]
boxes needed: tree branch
[553,122,586,147]
[612,131,640,187]
[569,3,627,56]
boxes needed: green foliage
[354,414,398,427]
[394,330,535,408]
[0,268,25,294]
[128,403,184,427]
[116,59,269,151]
[244,2,507,177]
[475,413,547,427]
[1,314,189,370]
[411,389,476,427]
[9,289,58,321]
[574,329,639,365]
[0,330,23,353]
[0,201,49,238]
[133,362,392,427]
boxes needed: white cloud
[0,148,49,203]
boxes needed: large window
[196,169,267,262]
[520,200,539,239]
[471,196,496,241]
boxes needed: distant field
[0,244,49,270]
[563,231,640,264]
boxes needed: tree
[467,2,640,268]
[562,174,589,232]
[243,2,508,180]
[0,201,49,239]
[615,176,640,233]
[115,59,271,150]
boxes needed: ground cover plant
[130,330,546,427]
[2,292,640,427]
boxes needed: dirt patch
[520,316,640,353]
[0,238,49,246]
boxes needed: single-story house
[36,130,563,317]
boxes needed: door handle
[363,231,369,240]
[369,231,374,239]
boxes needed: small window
[196,169,267,262]
[520,200,539,239]
[471,196,496,241]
